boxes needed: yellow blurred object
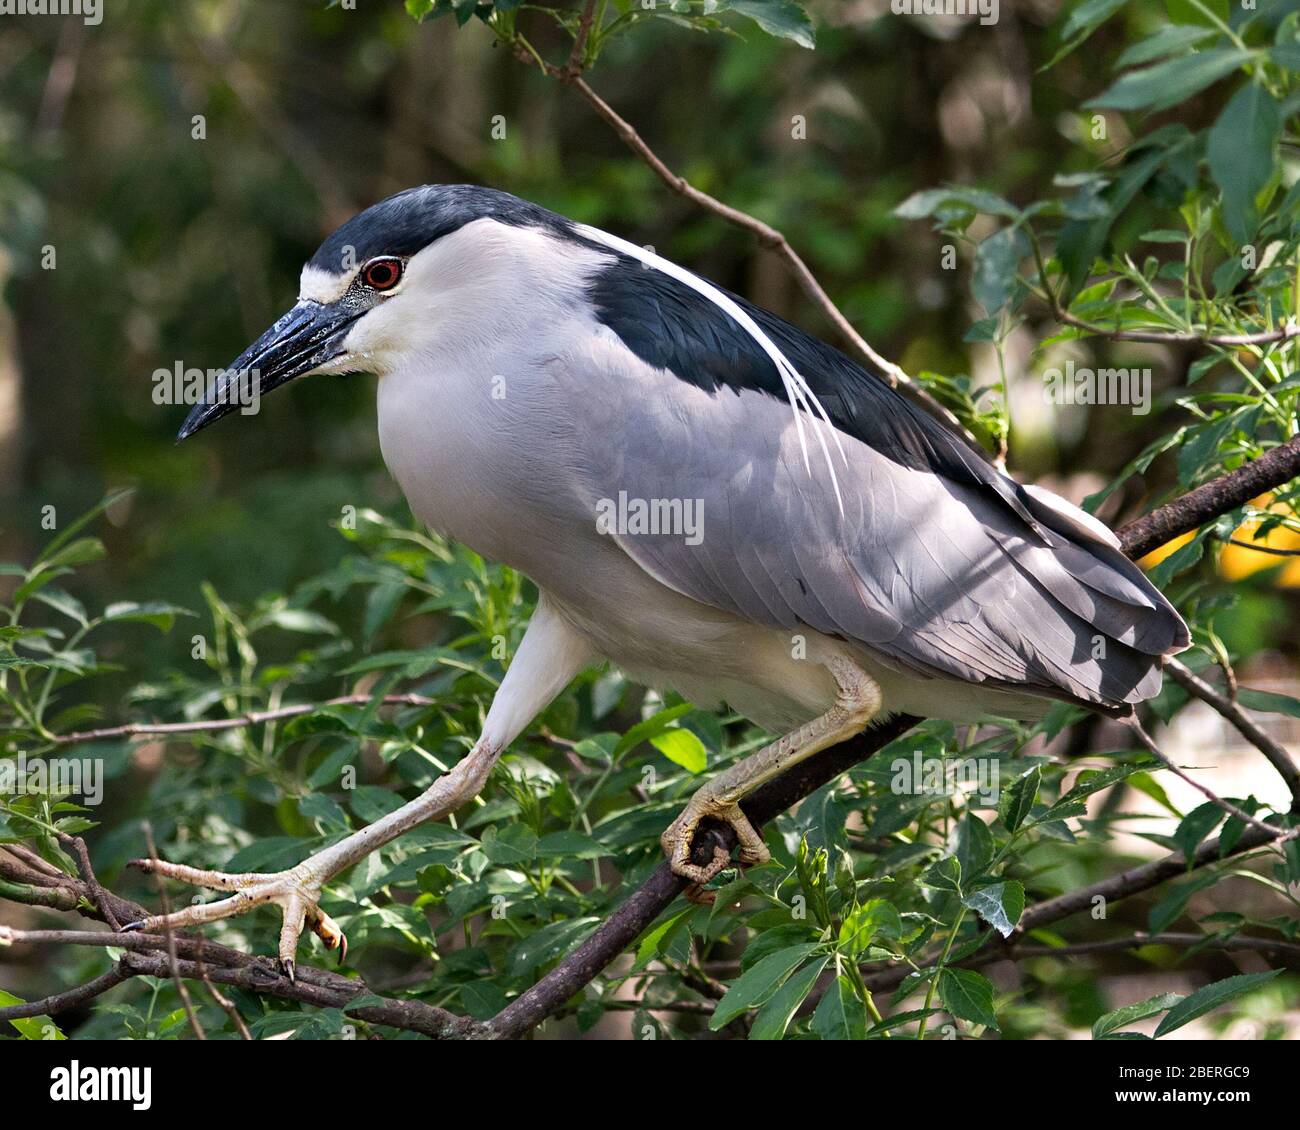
[1138,531,1193,570]
[1217,495,1300,587]
[1136,494,1300,587]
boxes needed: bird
[125,184,1189,977]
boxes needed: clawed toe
[661,796,769,889]
[126,855,342,972]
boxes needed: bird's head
[176,184,577,440]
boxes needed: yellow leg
[660,654,882,887]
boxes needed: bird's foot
[122,859,346,981]
[660,789,770,900]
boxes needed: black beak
[176,300,362,441]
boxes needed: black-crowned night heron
[126,185,1188,977]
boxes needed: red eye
[361,257,402,292]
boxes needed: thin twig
[1163,658,1300,809]
[1223,536,1300,556]
[0,965,127,1023]
[563,0,598,76]
[3,843,65,880]
[57,833,120,930]
[49,693,436,745]
[141,823,205,1040]
[194,954,253,1040]
[1056,307,1300,347]
[0,924,490,1038]
[1126,716,1286,837]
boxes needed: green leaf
[1208,82,1281,245]
[1045,0,1131,68]
[810,974,867,1040]
[1000,764,1041,832]
[955,814,995,881]
[1115,24,1217,68]
[1236,688,1300,718]
[614,702,693,757]
[263,608,339,635]
[103,601,192,632]
[1173,801,1227,864]
[39,537,105,571]
[1038,762,1149,822]
[838,898,903,958]
[535,831,610,859]
[937,967,999,1030]
[1092,991,1182,1038]
[649,727,708,774]
[716,0,815,49]
[711,943,822,1029]
[480,823,538,865]
[972,226,1027,315]
[634,908,692,970]
[507,917,600,977]
[962,880,1025,939]
[749,956,828,1039]
[33,488,132,568]
[1153,971,1282,1037]
[0,989,66,1040]
[1086,48,1257,112]
[30,588,88,627]
[1148,872,1219,933]
[921,855,962,895]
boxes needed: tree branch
[1116,434,1300,561]
[0,880,489,1039]
[48,693,435,746]
[1163,657,1300,809]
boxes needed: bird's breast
[375,354,593,579]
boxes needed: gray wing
[566,355,1186,712]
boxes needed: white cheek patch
[299,265,354,304]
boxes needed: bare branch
[1223,536,1300,557]
[48,693,435,746]
[563,0,599,77]
[0,965,127,1023]
[58,833,120,930]
[1116,434,1300,561]
[1125,716,1286,837]
[536,69,987,459]
[1163,657,1300,809]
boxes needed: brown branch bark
[1116,434,1300,561]
[488,715,919,1040]
[0,879,489,1039]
